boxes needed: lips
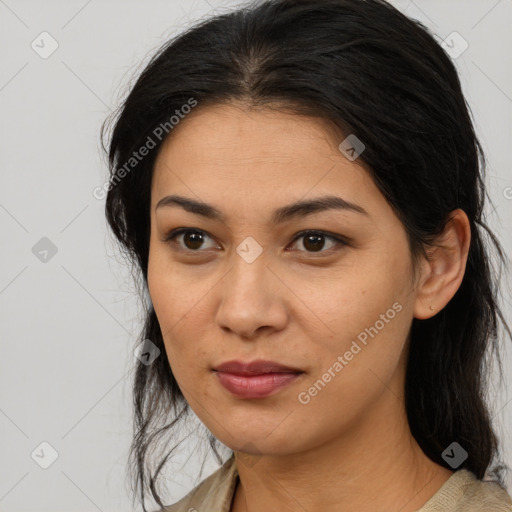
[213,359,303,375]
[212,359,304,398]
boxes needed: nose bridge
[225,245,271,306]
[215,244,287,337]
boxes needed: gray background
[1,0,511,510]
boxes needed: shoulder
[419,469,512,512]
[158,455,239,512]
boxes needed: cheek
[293,292,411,436]
[300,253,411,343]
[296,246,413,387]
[147,247,185,357]
[147,247,214,373]
[148,240,194,324]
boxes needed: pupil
[185,232,203,250]
[305,234,324,252]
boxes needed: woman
[101,0,512,510]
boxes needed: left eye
[289,231,346,253]
[163,229,346,254]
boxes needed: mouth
[213,358,303,375]
[212,359,304,399]
[213,371,303,398]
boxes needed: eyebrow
[155,194,369,224]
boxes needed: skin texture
[147,103,471,512]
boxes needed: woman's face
[147,103,423,456]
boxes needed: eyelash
[162,228,348,256]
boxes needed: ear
[413,209,471,320]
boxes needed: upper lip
[213,359,303,375]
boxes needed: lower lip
[214,371,302,398]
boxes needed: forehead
[151,103,380,216]
[156,103,340,163]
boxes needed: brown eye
[302,233,327,252]
[289,231,347,254]
[163,228,347,256]
[164,229,218,252]
[182,231,206,250]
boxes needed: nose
[215,254,288,340]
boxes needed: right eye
[162,228,220,252]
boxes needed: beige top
[161,454,512,512]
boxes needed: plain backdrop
[1,0,511,511]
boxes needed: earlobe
[413,209,471,320]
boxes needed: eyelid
[162,228,348,254]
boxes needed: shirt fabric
[161,454,512,512]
